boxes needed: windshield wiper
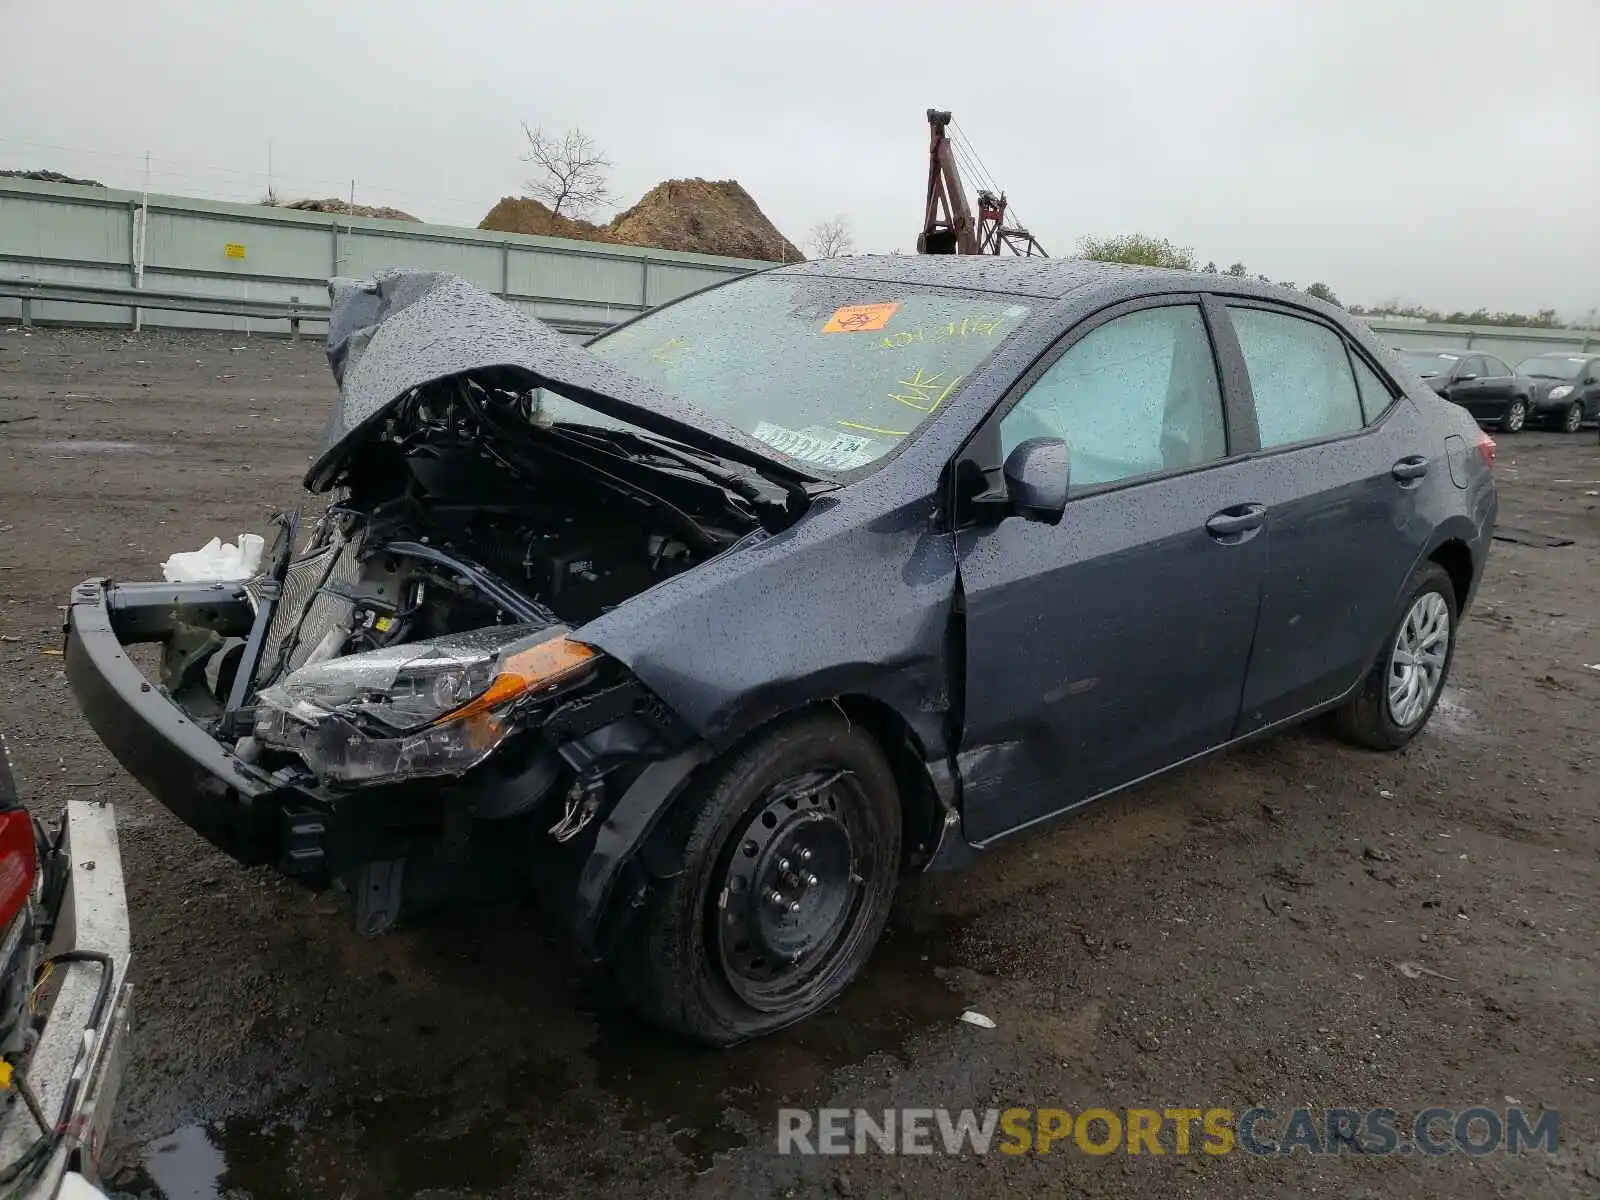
[549,423,824,523]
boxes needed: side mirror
[1453,372,1478,383]
[1002,437,1071,525]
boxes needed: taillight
[1475,431,1496,467]
[0,811,36,929]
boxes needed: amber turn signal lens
[442,637,598,723]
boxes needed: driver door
[954,300,1267,844]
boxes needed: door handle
[1205,504,1266,538]
[1392,456,1429,482]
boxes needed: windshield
[1400,350,1461,378]
[545,274,1032,475]
[1516,355,1587,380]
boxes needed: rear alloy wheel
[1386,592,1450,727]
[1333,562,1458,750]
[622,711,900,1045]
[1501,398,1526,433]
[1561,401,1584,433]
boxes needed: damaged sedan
[64,259,1496,1044]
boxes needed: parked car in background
[1400,349,1531,432]
[0,735,130,1198]
[1516,352,1600,433]
[65,263,1496,1044]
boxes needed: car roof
[774,253,1310,306]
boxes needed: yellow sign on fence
[223,243,247,260]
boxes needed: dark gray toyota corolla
[64,258,1497,1044]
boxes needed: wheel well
[1429,540,1473,613]
[830,695,942,868]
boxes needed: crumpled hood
[307,270,811,492]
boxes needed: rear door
[1448,355,1489,417]
[1480,355,1516,408]
[1219,303,1433,730]
[954,299,1267,843]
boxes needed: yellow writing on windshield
[887,368,964,414]
[876,315,1007,352]
[838,419,911,437]
[649,337,690,365]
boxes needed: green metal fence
[0,176,772,335]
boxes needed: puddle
[109,917,972,1194]
[31,439,167,455]
[583,922,969,1171]
[111,1092,525,1200]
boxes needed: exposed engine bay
[220,372,787,795]
[257,377,759,681]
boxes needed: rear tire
[1561,401,1583,433]
[622,711,901,1045]
[1501,398,1526,433]
[1333,562,1458,751]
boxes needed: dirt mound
[479,178,800,262]
[476,197,612,242]
[0,169,104,187]
[609,179,801,261]
[279,198,421,222]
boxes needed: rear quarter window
[1349,352,1397,424]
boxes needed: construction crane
[917,109,1046,257]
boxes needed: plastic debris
[1394,961,1456,982]
[161,534,265,583]
[959,1010,996,1029]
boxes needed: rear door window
[1482,355,1511,378]
[1228,307,1364,448]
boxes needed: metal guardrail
[0,278,618,338]
[1,277,323,335]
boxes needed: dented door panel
[955,461,1268,845]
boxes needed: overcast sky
[3,0,1596,316]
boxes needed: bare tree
[806,215,854,259]
[520,123,613,220]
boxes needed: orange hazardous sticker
[822,303,900,333]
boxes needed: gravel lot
[0,326,1596,1199]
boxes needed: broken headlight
[253,625,597,784]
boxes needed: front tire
[1501,398,1526,433]
[1333,562,1458,751]
[622,711,901,1045]
[1561,400,1584,433]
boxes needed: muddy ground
[0,326,1595,1199]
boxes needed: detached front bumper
[58,578,431,885]
[63,578,313,873]
[0,802,133,1197]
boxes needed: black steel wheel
[620,711,901,1045]
[712,768,875,1011]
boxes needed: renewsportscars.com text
[777,1106,1558,1157]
